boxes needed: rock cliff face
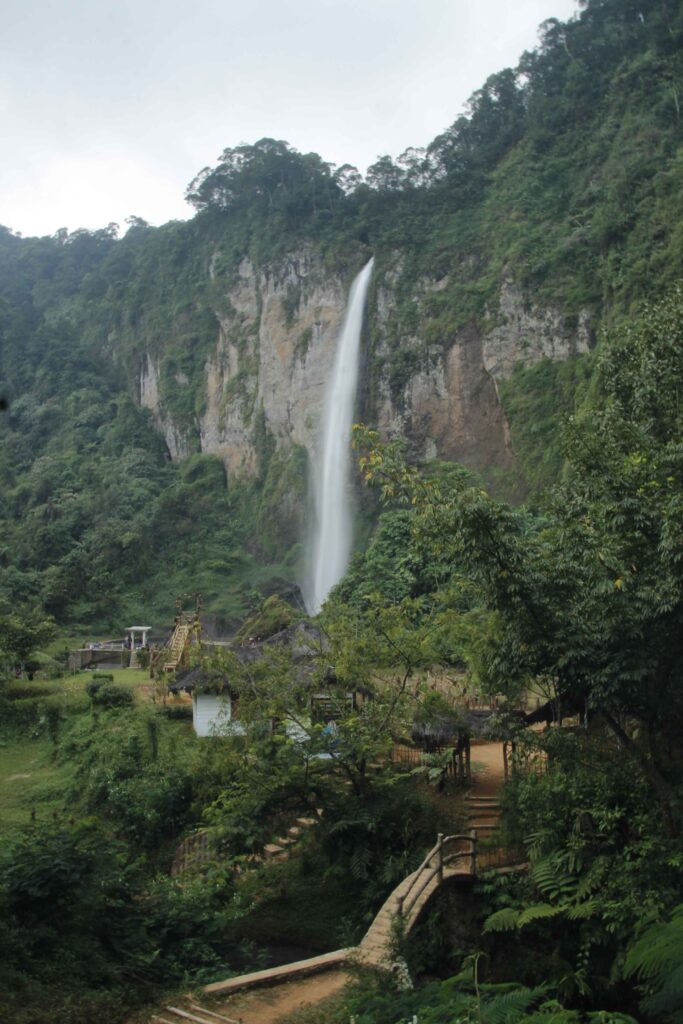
[199,251,346,478]
[135,251,593,490]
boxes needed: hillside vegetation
[1,285,682,1023]
[2,3,683,1016]
[1,0,682,632]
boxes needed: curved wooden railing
[396,830,477,920]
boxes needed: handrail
[396,830,477,920]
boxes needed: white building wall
[192,693,245,738]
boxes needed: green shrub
[0,696,47,734]
[235,595,295,642]
[4,686,53,700]
[61,709,197,851]
[86,681,133,708]
[136,648,150,669]
[161,704,193,721]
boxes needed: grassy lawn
[6,667,157,700]
[0,669,192,833]
[0,736,76,830]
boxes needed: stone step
[263,843,285,857]
[273,834,296,846]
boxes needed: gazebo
[125,626,151,667]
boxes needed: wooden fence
[503,740,548,779]
[171,831,215,877]
[391,743,472,781]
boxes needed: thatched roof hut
[410,707,526,751]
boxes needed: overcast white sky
[1,0,578,238]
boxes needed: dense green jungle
[1,0,683,1021]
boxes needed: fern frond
[517,903,566,927]
[349,845,372,880]
[566,902,597,920]
[527,998,580,1023]
[640,963,683,1016]
[483,907,522,932]
[624,912,683,980]
[531,855,576,900]
[624,906,683,1019]
[483,983,547,1024]
[575,866,605,901]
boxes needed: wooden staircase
[163,623,192,672]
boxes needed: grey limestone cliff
[135,251,592,492]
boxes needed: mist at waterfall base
[304,258,374,615]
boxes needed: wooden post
[465,739,471,781]
[396,895,405,918]
[437,832,444,883]
[470,828,477,876]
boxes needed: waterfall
[305,258,374,615]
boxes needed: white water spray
[305,258,374,614]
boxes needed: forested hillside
[1,0,683,631]
[2,2,683,1021]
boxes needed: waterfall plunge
[305,258,374,615]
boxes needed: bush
[61,709,197,851]
[86,681,133,708]
[91,672,114,682]
[0,821,154,1020]
[136,648,150,670]
[4,686,53,700]
[161,704,193,721]
[0,695,44,734]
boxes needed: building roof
[169,666,237,696]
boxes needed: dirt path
[469,741,505,797]
[209,968,351,1024]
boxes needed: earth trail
[204,969,350,1023]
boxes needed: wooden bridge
[203,746,521,1001]
[359,830,478,964]
[200,827,524,1012]
[147,742,524,1022]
